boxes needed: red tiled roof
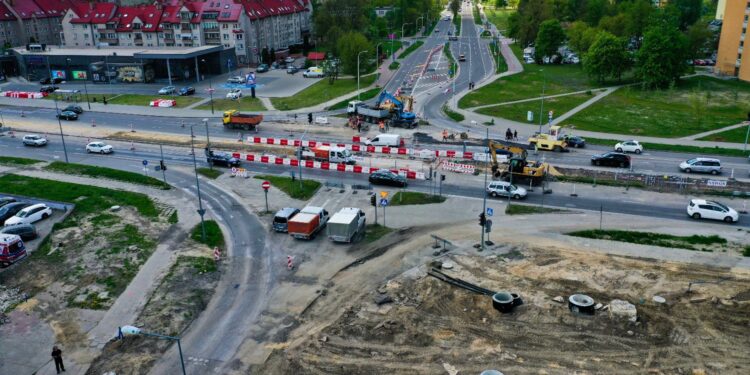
[32,0,76,18]
[0,3,14,21]
[202,0,241,22]
[239,0,306,21]
[69,2,116,25]
[159,5,182,24]
[113,6,162,32]
[307,52,325,60]
[10,0,46,20]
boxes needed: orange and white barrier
[1,91,47,99]
[149,99,176,107]
[440,160,476,174]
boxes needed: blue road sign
[486,207,494,217]
[380,198,388,207]
[142,160,148,166]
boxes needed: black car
[40,77,51,84]
[64,105,84,114]
[40,85,59,94]
[564,135,586,148]
[179,86,195,96]
[256,64,269,73]
[368,169,408,187]
[0,197,16,209]
[1,223,37,241]
[0,202,28,224]
[205,148,240,168]
[591,152,630,168]
[56,110,78,121]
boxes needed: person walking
[378,120,385,133]
[513,129,518,141]
[442,129,448,142]
[51,345,65,373]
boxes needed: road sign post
[380,198,388,228]
[262,180,271,213]
[142,159,148,177]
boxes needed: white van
[303,67,324,78]
[365,134,402,147]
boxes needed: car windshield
[711,201,729,211]
[509,184,518,191]
[16,210,29,218]
[686,158,697,164]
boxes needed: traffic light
[160,160,167,171]
[479,213,486,227]
[441,174,446,181]
[308,113,313,124]
[370,195,376,207]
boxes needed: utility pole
[203,118,212,170]
[159,144,167,185]
[190,126,207,242]
[53,97,69,163]
[481,128,489,251]
[538,69,546,135]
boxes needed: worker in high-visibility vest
[379,120,385,133]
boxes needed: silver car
[23,134,48,146]
[487,181,527,199]
[680,158,721,175]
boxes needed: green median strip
[389,61,401,70]
[44,161,170,190]
[0,156,43,167]
[195,98,266,112]
[398,41,424,59]
[442,105,464,122]
[568,229,727,252]
[505,204,566,215]
[443,42,457,78]
[271,74,377,111]
[254,175,320,200]
[191,220,225,249]
[388,191,446,206]
[105,94,203,107]
[197,167,223,179]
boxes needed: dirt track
[258,237,750,375]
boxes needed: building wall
[715,1,750,82]
[61,11,94,47]
[716,0,727,20]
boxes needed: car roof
[690,157,720,162]
[1,223,34,231]
[691,199,724,205]
[22,203,47,211]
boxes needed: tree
[534,19,565,63]
[514,0,552,46]
[685,22,713,59]
[669,0,703,30]
[336,32,373,76]
[450,0,460,17]
[260,47,270,65]
[584,0,611,27]
[495,0,508,8]
[566,21,598,55]
[636,23,688,89]
[621,0,653,43]
[583,31,632,83]
[507,0,520,9]
[598,13,628,37]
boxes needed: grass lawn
[477,93,591,123]
[398,40,424,59]
[506,204,566,215]
[0,156,43,167]
[271,74,377,111]
[0,174,158,217]
[195,97,265,112]
[254,174,321,200]
[566,76,750,138]
[699,126,750,144]
[473,4,482,24]
[453,12,462,36]
[191,220,225,249]
[388,191,446,206]
[488,41,508,74]
[389,61,400,70]
[44,161,170,190]
[485,7,514,31]
[584,137,750,158]
[379,40,403,59]
[197,167,223,179]
[443,105,465,122]
[444,42,457,78]
[364,223,394,243]
[327,87,383,110]
[107,94,203,107]
[568,229,726,251]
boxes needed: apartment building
[0,0,77,47]
[715,0,750,82]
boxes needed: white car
[23,134,48,147]
[226,76,244,84]
[4,203,52,226]
[687,199,738,223]
[157,86,176,95]
[284,56,295,64]
[226,89,242,99]
[487,181,527,199]
[615,140,643,154]
[86,142,113,154]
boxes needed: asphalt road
[3,136,746,228]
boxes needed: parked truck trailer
[327,207,366,243]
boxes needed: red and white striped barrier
[441,160,476,174]
[1,91,47,99]
[287,255,294,270]
[230,151,426,180]
[245,136,476,160]
[213,247,221,261]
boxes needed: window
[233,23,239,29]
[223,34,228,40]
[133,23,141,30]
[222,23,228,29]
[236,33,243,40]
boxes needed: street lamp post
[118,326,186,375]
[481,128,488,251]
[416,16,424,35]
[357,50,368,101]
[53,97,69,163]
[375,43,382,67]
[201,59,214,114]
[401,22,411,41]
[190,125,207,241]
[538,69,546,135]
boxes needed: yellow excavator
[488,140,549,186]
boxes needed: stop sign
[261,181,271,190]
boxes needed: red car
[0,233,26,267]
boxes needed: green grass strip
[583,137,749,158]
[398,41,424,59]
[191,220,225,249]
[473,4,482,25]
[506,204,565,215]
[271,74,378,111]
[442,105,465,122]
[45,161,170,190]
[568,229,726,251]
[444,42,458,78]
[197,167,223,179]
[0,156,43,166]
[326,87,383,110]
[389,61,401,70]
[254,175,321,200]
[388,191,446,206]
[364,223,394,243]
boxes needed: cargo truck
[346,91,416,128]
[301,145,356,164]
[327,207,366,243]
[288,206,330,240]
[223,110,263,131]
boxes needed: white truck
[301,145,356,164]
[327,207,366,243]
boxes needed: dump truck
[327,207,366,243]
[288,206,330,240]
[301,145,356,164]
[346,91,416,128]
[223,110,263,131]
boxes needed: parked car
[0,223,37,241]
[615,140,643,154]
[591,152,630,168]
[63,105,83,114]
[0,233,26,267]
[694,59,705,66]
[0,197,16,209]
[256,64,269,73]
[687,199,738,223]
[303,67,324,78]
[286,65,299,74]
[0,202,28,224]
[56,110,78,121]
[227,76,244,84]
[179,86,195,96]
[22,134,48,147]
[563,135,586,148]
[40,85,59,94]
[273,207,300,233]
[679,158,721,175]
[487,181,527,199]
[368,169,407,187]
[157,86,176,95]
[226,89,243,99]
[4,203,52,226]
[284,56,296,64]
[86,142,113,154]
[40,77,51,84]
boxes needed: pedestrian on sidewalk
[442,129,448,142]
[356,119,362,133]
[513,130,518,141]
[51,345,65,373]
[103,96,107,105]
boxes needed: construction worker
[442,129,448,142]
[379,120,385,133]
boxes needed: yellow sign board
[380,191,388,198]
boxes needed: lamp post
[357,50,368,101]
[118,326,186,375]
[416,16,424,35]
[203,118,212,170]
[401,22,411,41]
[537,69,546,135]
[201,58,214,114]
[190,125,207,242]
[68,58,90,110]
[53,96,69,163]
[480,128,488,251]
[375,43,382,67]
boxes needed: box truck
[327,207,366,243]
[287,206,330,240]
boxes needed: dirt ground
[258,240,750,374]
[85,240,220,375]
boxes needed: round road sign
[261,181,271,190]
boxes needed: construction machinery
[527,125,568,152]
[223,110,263,131]
[347,91,416,128]
[488,140,548,186]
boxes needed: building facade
[0,0,77,48]
[715,1,750,82]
